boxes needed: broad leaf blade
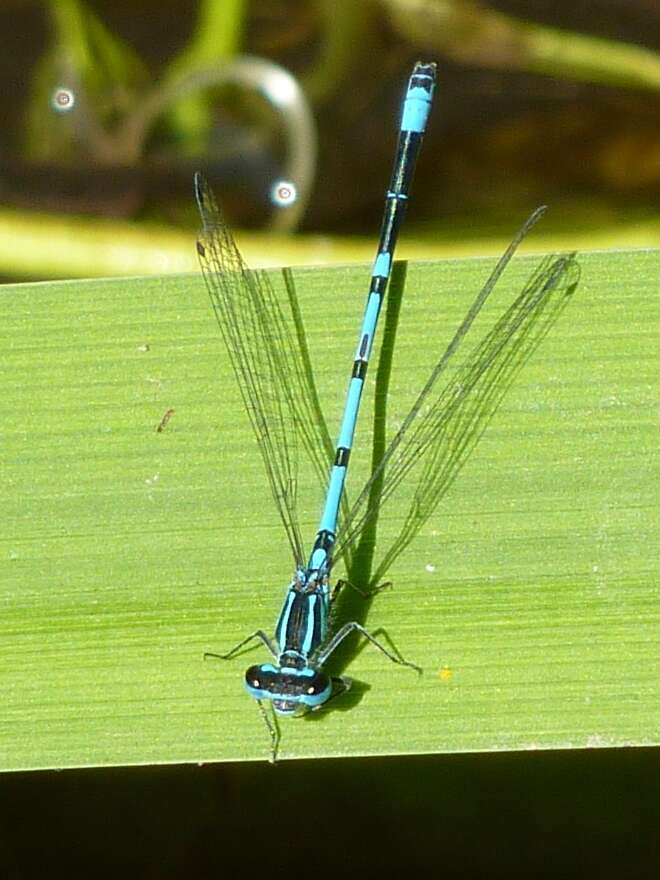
[0,247,657,767]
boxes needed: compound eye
[245,665,263,689]
[305,671,330,698]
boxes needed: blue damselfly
[195,61,579,760]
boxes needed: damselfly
[194,61,579,761]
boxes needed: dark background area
[1,748,658,877]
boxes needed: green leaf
[0,247,657,768]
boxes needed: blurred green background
[0,1,657,875]
[0,0,658,279]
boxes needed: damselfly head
[245,663,332,713]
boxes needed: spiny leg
[257,700,281,764]
[204,629,278,662]
[331,578,393,602]
[315,621,422,673]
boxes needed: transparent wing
[195,173,334,566]
[335,211,580,578]
[281,268,355,570]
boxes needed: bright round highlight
[270,180,297,207]
[51,87,75,113]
